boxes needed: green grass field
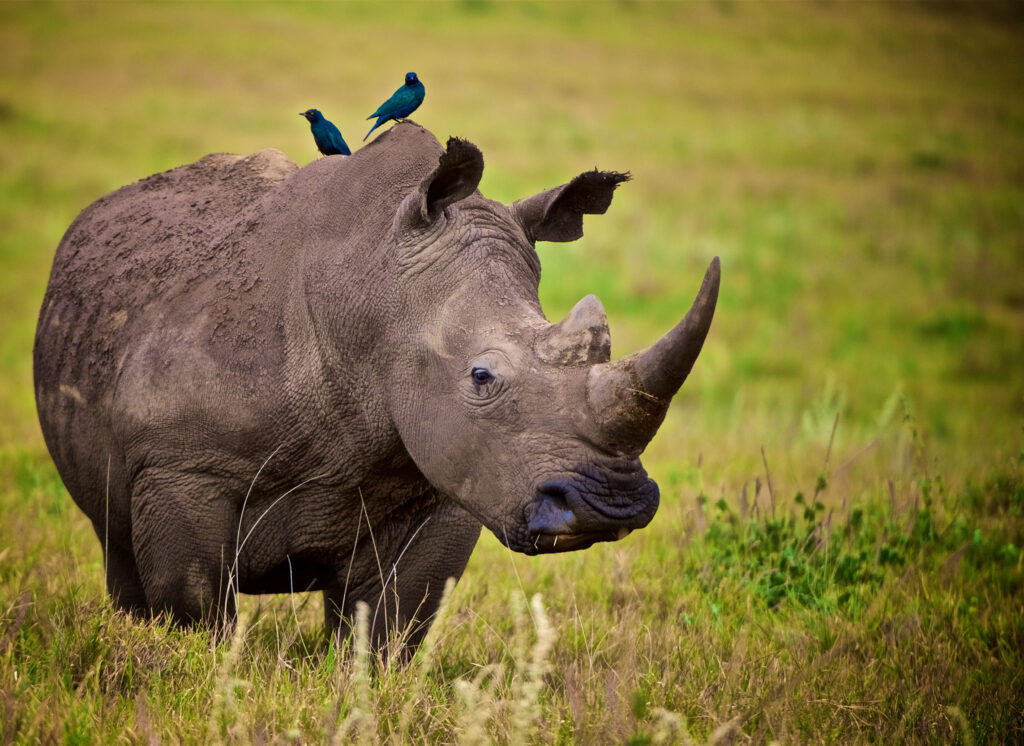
[2,1,1022,743]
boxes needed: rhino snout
[524,470,658,554]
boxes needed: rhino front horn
[586,257,720,455]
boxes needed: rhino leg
[324,499,481,655]
[129,471,237,627]
[100,539,149,616]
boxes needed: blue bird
[364,72,425,141]
[300,109,351,156]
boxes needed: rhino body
[34,123,718,646]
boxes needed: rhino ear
[513,170,630,243]
[400,137,485,227]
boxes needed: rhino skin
[34,122,719,648]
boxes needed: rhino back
[34,150,300,520]
[36,149,296,396]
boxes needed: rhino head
[383,136,719,555]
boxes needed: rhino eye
[471,367,494,386]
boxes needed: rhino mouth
[531,527,632,553]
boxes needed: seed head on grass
[207,609,253,743]
[510,593,555,740]
[331,600,376,746]
[454,665,501,746]
[397,576,457,737]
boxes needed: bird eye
[471,367,494,386]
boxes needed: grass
[1,1,1023,743]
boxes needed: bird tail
[363,119,382,142]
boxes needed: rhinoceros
[34,123,718,647]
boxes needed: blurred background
[1,1,1021,483]
[2,2,1022,739]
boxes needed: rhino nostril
[537,481,571,502]
[528,482,576,534]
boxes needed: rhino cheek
[391,398,514,530]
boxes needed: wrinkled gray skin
[34,123,719,649]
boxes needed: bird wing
[333,136,351,156]
[325,121,350,152]
[367,85,416,120]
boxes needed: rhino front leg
[130,471,238,628]
[324,499,481,655]
[100,538,149,616]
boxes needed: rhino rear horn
[537,294,611,366]
[402,137,485,226]
[513,169,630,243]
